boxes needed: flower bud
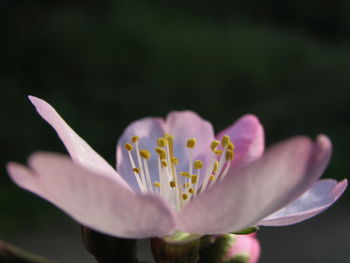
[199,234,260,263]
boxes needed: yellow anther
[161,160,168,167]
[228,142,235,150]
[186,138,197,148]
[194,160,203,169]
[170,181,176,188]
[124,143,133,151]
[213,160,219,173]
[180,172,191,178]
[155,147,167,160]
[133,167,141,174]
[154,181,161,188]
[183,183,190,188]
[189,188,195,194]
[171,157,178,165]
[182,193,189,200]
[214,149,223,156]
[191,174,198,184]
[131,136,139,143]
[140,149,151,159]
[157,137,167,147]
[210,140,220,152]
[221,135,231,148]
[226,149,234,161]
[164,133,174,144]
[209,175,216,181]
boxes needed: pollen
[209,175,216,181]
[140,149,151,159]
[180,171,191,178]
[213,160,219,172]
[170,181,176,188]
[228,142,235,150]
[226,149,234,161]
[191,174,198,184]
[161,160,168,167]
[182,193,189,200]
[171,157,178,165]
[194,160,203,169]
[131,136,139,143]
[189,188,195,194]
[214,149,223,156]
[221,135,231,148]
[133,167,141,174]
[124,143,133,151]
[186,138,197,148]
[210,140,220,152]
[154,181,161,188]
[157,137,167,147]
[155,147,167,160]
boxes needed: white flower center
[124,134,235,211]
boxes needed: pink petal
[28,96,129,189]
[216,114,264,166]
[116,111,214,190]
[7,153,175,238]
[177,135,332,234]
[258,179,347,226]
[116,117,166,189]
[166,111,215,177]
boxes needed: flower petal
[258,179,347,226]
[166,111,215,176]
[177,135,332,234]
[7,153,175,238]
[116,111,214,190]
[116,117,166,190]
[28,96,129,189]
[216,114,264,166]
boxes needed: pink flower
[7,96,347,240]
[222,234,260,263]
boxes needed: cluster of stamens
[124,134,234,211]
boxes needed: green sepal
[224,254,249,263]
[232,226,259,235]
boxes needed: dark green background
[1,1,349,262]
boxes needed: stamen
[133,138,147,191]
[194,160,203,169]
[186,138,196,148]
[180,172,191,178]
[226,149,234,161]
[213,160,219,173]
[189,188,195,194]
[161,160,168,167]
[154,181,161,187]
[140,149,153,192]
[170,181,176,188]
[210,140,220,152]
[133,167,140,173]
[140,149,151,159]
[124,143,133,151]
[182,193,189,200]
[125,145,145,193]
[155,147,167,160]
[209,175,216,181]
[132,136,139,143]
[191,174,198,184]
[171,157,178,165]
[157,137,167,147]
[221,135,231,148]
[228,142,235,150]
[214,149,223,156]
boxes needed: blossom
[222,234,260,263]
[7,96,347,240]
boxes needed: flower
[7,96,347,240]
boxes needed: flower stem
[0,239,56,263]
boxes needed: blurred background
[1,0,349,262]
